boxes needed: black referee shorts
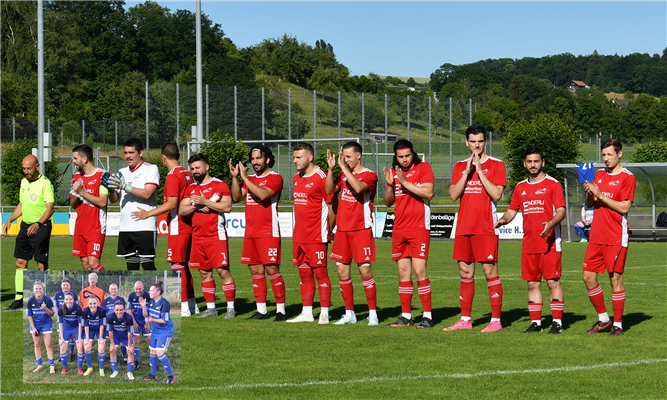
[117,231,156,258]
[14,221,52,263]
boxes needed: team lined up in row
[25,274,176,382]
[7,123,635,336]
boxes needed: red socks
[399,281,414,314]
[201,280,216,304]
[587,284,607,314]
[313,267,331,308]
[222,281,236,303]
[172,264,194,302]
[487,277,503,319]
[93,264,105,271]
[297,264,315,307]
[550,301,564,321]
[612,290,625,322]
[339,278,354,311]
[460,278,475,318]
[268,272,286,304]
[252,273,267,303]
[362,277,377,310]
[417,279,432,313]
[529,302,543,321]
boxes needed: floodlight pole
[195,0,203,141]
[37,0,45,174]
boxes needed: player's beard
[253,163,268,175]
[192,172,205,182]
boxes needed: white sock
[320,307,329,317]
[423,311,432,320]
[346,309,355,318]
[553,319,562,325]
[402,312,412,320]
[227,301,235,310]
[206,302,215,310]
[532,320,542,326]
[276,303,285,314]
[613,321,622,329]
[257,302,267,314]
[181,301,188,311]
[302,306,313,316]
[490,318,501,323]
[368,309,377,319]
[598,312,610,323]
[461,316,472,321]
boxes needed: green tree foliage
[200,131,249,184]
[620,94,659,143]
[503,115,582,190]
[438,83,468,99]
[1,139,61,205]
[384,76,405,85]
[273,103,311,139]
[406,77,417,87]
[631,141,667,162]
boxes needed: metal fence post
[206,84,209,141]
[176,83,180,147]
[288,88,292,200]
[12,117,15,142]
[102,118,105,150]
[115,120,118,170]
[489,131,493,156]
[384,93,388,167]
[234,86,238,141]
[145,81,149,156]
[469,98,473,126]
[361,93,365,138]
[261,87,265,141]
[338,91,341,148]
[407,94,411,141]
[82,120,85,144]
[429,96,432,164]
[313,90,317,154]
[449,97,453,175]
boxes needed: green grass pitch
[2,236,666,399]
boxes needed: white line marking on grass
[4,358,666,397]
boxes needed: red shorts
[167,234,191,264]
[391,229,430,261]
[72,233,105,259]
[452,234,499,263]
[293,242,328,267]
[330,229,375,265]
[189,240,230,270]
[241,237,281,265]
[521,249,562,281]
[583,243,628,274]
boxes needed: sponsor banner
[495,212,524,239]
[380,212,456,239]
[1,212,68,235]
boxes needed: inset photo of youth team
[22,271,180,384]
[8,123,635,380]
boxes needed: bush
[1,139,61,205]
[631,141,667,163]
[502,115,582,191]
[200,130,249,184]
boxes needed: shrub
[1,139,61,205]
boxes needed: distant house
[565,80,590,93]
[369,132,399,144]
[612,98,631,108]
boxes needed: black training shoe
[69,352,76,362]
[386,316,414,327]
[166,375,175,384]
[274,312,286,322]
[144,374,157,381]
[246,311,269,320]
[548,321,563,334]
[523,322,543,333]
[134,362,140,370]
[7,299,23,310]
[416,317,434,329]
[609,326,624,336]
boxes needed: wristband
[35,222,43,227]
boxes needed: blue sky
[126,1,667,79]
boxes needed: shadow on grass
[2,288,17,304]
[562,312,587,331]
[432,306,464,324]
[623,312,652,332]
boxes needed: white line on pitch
[4,358,666,397]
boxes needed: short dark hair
[124,138,144,152]
[392,139,421,168]
[342,141,363,154]
[524,146,544,160]
[248,144,275,168]
[465,124,487,140]
[293,142,314,156]
[162,143,180,160]
[114,300,125,309]
[602,138,622,153]
[188,153,209,165]
[72,144,93,162]
[61,278,71,284]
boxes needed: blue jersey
[102,295,126,316]
[53,290,79,310]
[58,303,83,329]
[147,297,173,336]
[82,307,107,332]
[107,312,135,339]
[127,291,150,325]
[26,295,54,326]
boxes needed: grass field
[1,237,666,399]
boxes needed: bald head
[22,154,40,181]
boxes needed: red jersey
[71,168,108,235]
[187,178,231,241]
[391,162,434,231]
[453,156,506,235]
[335,169,378,232]
[509,175,565,254]
[589,168,636,247]
[164,166,194,236]
[242,171,283,238]
[293,167,332,243]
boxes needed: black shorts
[14,221,51,263]
[117,231,156,258]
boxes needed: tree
[1,139,61,205]
[438,83,468,100]
[200,131,249,184]
[406,77,417,87]
[620,94,658,143]
[503,115,582,190]
[631,141,667,162]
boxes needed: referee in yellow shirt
[3,154,55,310]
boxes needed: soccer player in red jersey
[179,153,236,319]
[287,143,335,324]
[132,143,198,317]
[229,145,286,321]
[325,142,379,326]
[71,144,118,271]
[444,124,506,333]
[582,139,635,336]
[495,147,566,334]
[383,140,435,329]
